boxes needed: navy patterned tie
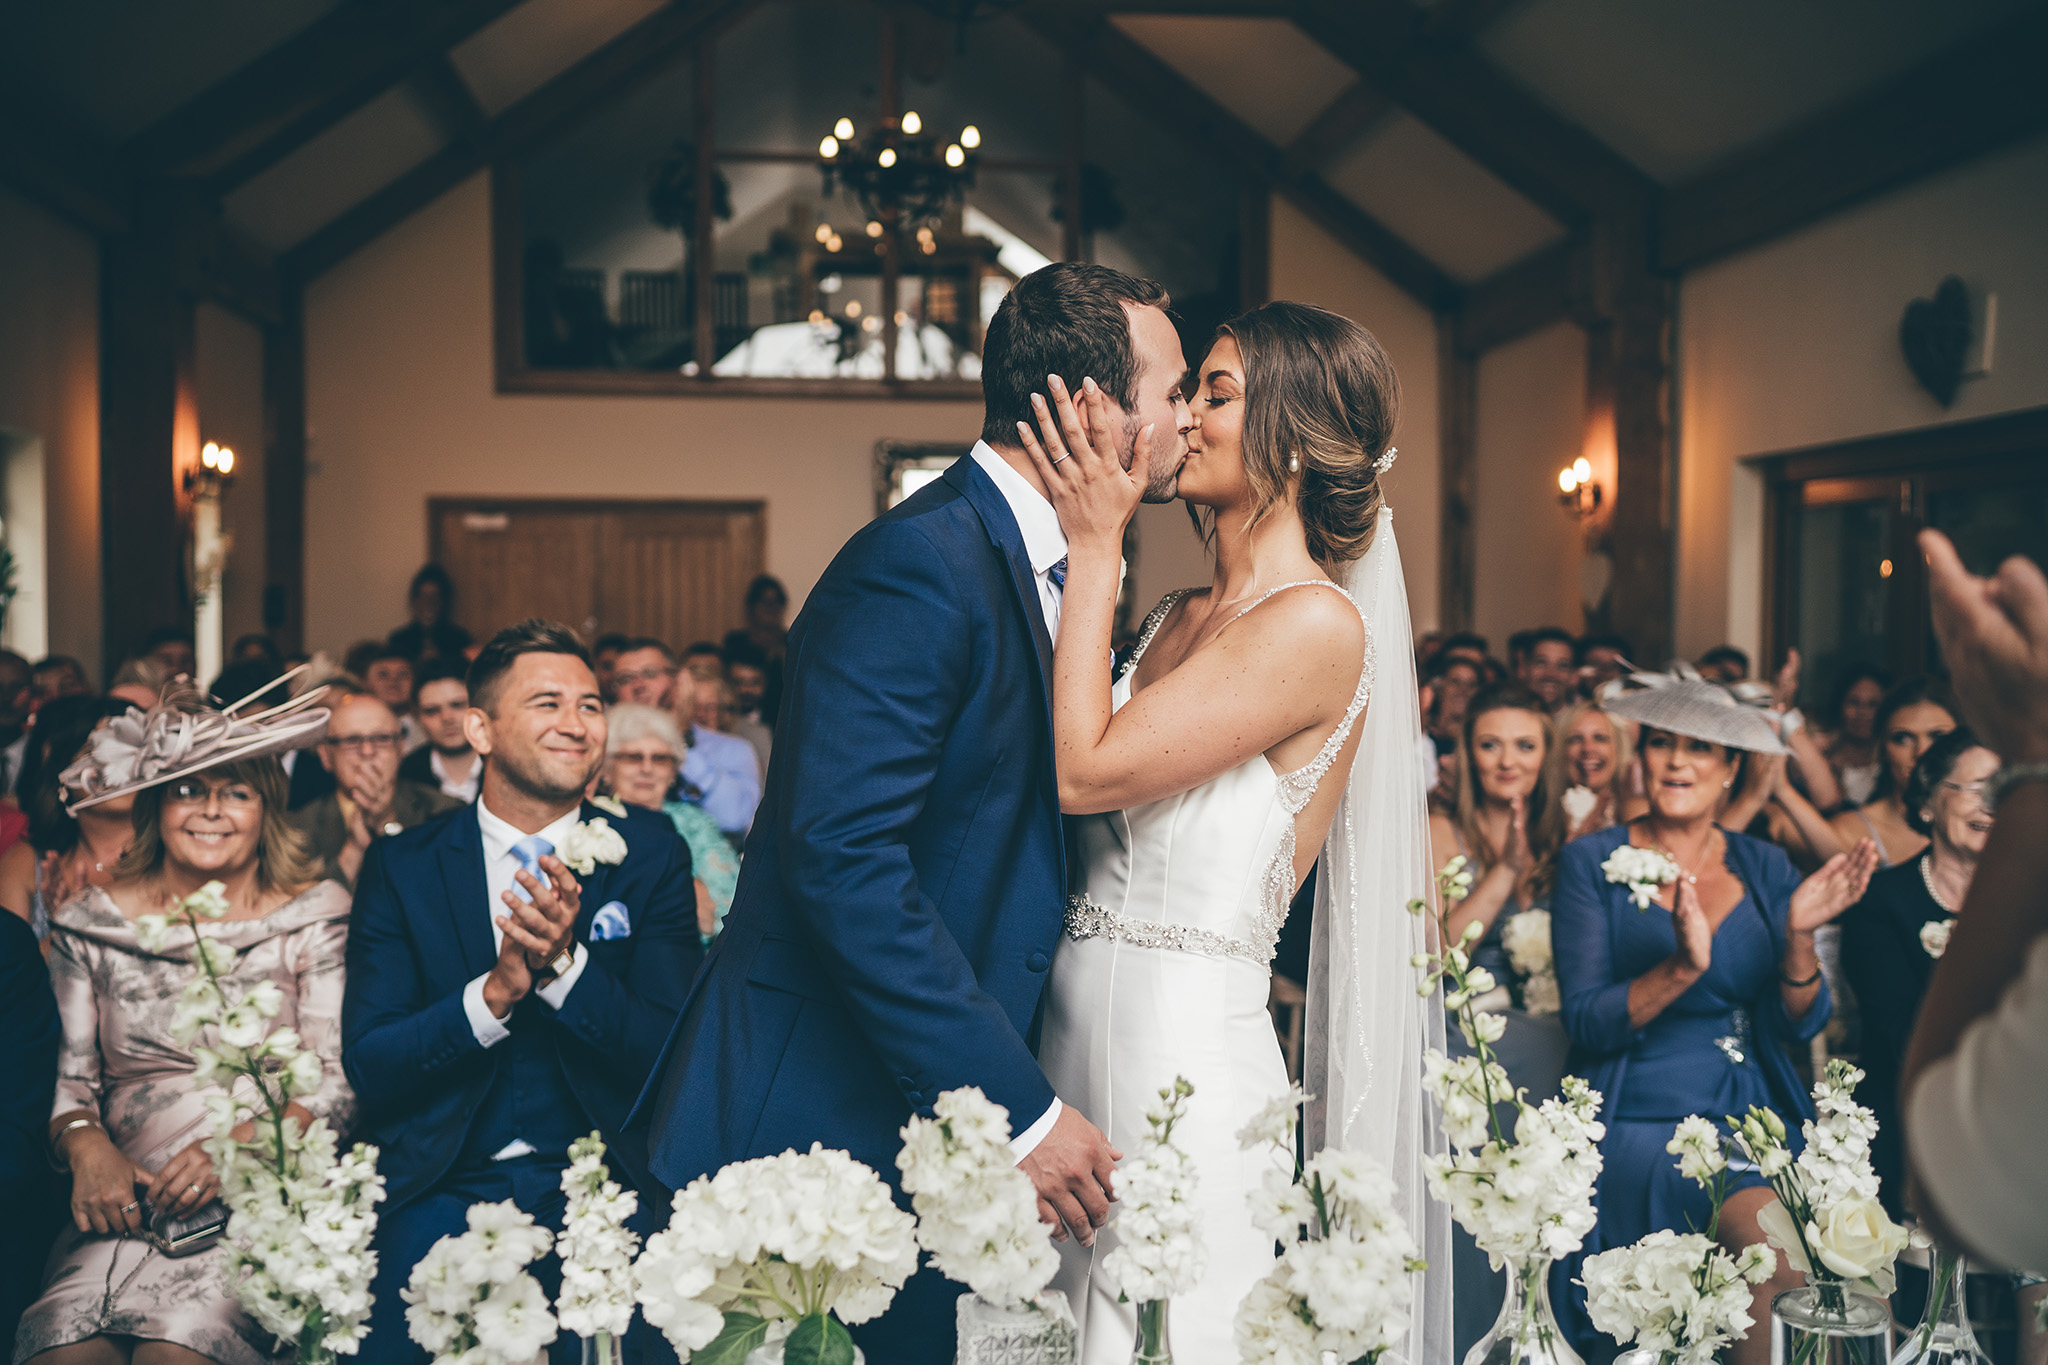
[1048,556,1068,592]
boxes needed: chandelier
[818,109,980,232]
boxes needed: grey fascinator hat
[1602,671,1789,756]
[61,668,331,811]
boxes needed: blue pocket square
[590,901,633,941]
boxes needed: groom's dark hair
[979,262,1168,448]
[468,619,592,713]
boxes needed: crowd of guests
[2,543,2046,1365]
[1409,620,2045,1363]
[0,568,789,1365]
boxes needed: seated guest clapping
[293,681,461,888]
[343,621,701,1365]
[18,685,351,1365]
[1549,674,1880,1365]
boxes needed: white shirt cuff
[463,973,511,1048]
[535,943,589,1009]
[1010,1097,1062,1163]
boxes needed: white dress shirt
[1908,931,2048,1270]
[431,748,482,804]
[459,801,592,1049]
[970,440,1067,1161]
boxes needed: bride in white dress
[1015,302,1449,1365]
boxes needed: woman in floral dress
[17,710,350,1365]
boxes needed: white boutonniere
[558,817,628,875]
[1919,918,1954,960]
[1602,844,1681,911]
[590,793,627,818]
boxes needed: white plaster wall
[0,187,102,680]
[1268,198,1443,633]
[1473,320,1587,653]
[1677,133,2048,661]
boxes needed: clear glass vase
[1463,1257,1584,1365]
[1611,1351,1676,1365]
[1130,1299,1171,1364]
[1890,1251,1992,1365]
[745,1339,866,1365]
[955,1290,1077,1364]
[1771,1282,1891,1365]
[579,1332,622,1365]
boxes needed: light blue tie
[510,835,554,901]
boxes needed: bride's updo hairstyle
[1214,300,1398,565]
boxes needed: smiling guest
[601,703,740,939]
[1827,677,1958,867]
[343,620,700,1365]
[1840,728,1996,1217]
[18,684,351,1365]
[1549,674,1881,1365]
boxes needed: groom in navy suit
[344,621,701,1365]
[637,263,1194,1361]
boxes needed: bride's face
[1180,337,1249,509]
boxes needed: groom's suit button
[1026,951,1049,972]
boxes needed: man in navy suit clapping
[344,621,701,1365]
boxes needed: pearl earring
[1723,779,1733,789]
[1288,453,1300,473]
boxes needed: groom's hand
[1020,1106,1122,1246]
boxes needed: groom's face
[466,652,608,804]
[1113,303,1193,504]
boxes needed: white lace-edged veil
[1305,503,1453,1363]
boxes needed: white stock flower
[135,913,176,953]
[1601,845,1680,910]
[1100,1079,1203,1305]
[556,1134,642,1338]
[1235,1084,1308,1154]
[1667,1116,1728,1186]
[1919,918,1954,959]
[183,880,233,919]
[557,817,629,875]
[897,1087,1058,1310]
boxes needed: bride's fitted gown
[1041,581,1373,1365]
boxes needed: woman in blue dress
[1550,676,1881,1365]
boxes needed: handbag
[141,1195,232,1257]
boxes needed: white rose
[1561,785,1599,828]
[1807,1197,1909,1296]
[1919,918,1954,959]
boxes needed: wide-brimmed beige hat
[61,668,331,811]
[1602,672,1789,755]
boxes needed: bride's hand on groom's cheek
[1019,1104,1122,1246]
[1018,374,1145,550]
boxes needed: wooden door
[430,498,766,648]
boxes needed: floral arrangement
[1100,1077,1203,1364]
[556,1133,642,1365]
[1601,845,1681,911]
[403,1201,558,1365]
[1578,1117,1775,1365]
[1499,909,1560,1016]
[559,816,629,875]
[1561,785,1599,831]
[1919,918,1954,959]
[897,1087,1061,1311]
[1733,1062,1909,1301]
[634,1143,918,1364]
[1233,1087,1423,1365]
[1410,860,1606,1272]
[139,882,384,1365]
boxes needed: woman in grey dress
[17,679,350,1365]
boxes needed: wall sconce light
[1558,456,1601,517]
[186,441,237,496]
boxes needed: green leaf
[691,1312,772,1365]
[782,1313,856,1365]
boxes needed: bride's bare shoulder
[1234,581,1365,657]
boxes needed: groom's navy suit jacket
[341,800,701,1210]
[637,454,1066,1189]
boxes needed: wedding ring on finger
[1050,454,1071,466]
[121,1201,139,1212]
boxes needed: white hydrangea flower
[1601,845,1681,910]
[897,1087,1058,1310]
[1100,1078,1204,1305]
[1499,911,1562,1017]
[1582,1229,1764,1365]
[555,1133,642,1339]
[403,1202,556,1365]
[557,817,629,875]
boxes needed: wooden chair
[1270,973,1308,1084]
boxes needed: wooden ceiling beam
[1657,8,2048,272]
[282,0,758,284]
[1292,0,1654,226]
[0,97,135,237]
[1454,236,1581,353]
[1025,9,1460,310]
[125,0,527,186]
[1279,81,1393,179]
[411,54,492,148]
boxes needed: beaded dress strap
[1123,589,1194,676]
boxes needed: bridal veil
[1306,503,1453,1363]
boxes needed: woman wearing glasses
[1840,727,1997,1216]
[600,703,739,939]
[19,684,353,1365]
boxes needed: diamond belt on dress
[1063,893,1271,967]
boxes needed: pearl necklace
[1919,854,1953,914]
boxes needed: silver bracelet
[51,1116,100,1167]
[1985,762,2048,813]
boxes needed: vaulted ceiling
[3,0,2044,310]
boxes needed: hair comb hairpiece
[1374,446,1398,475]
[60,665,331,812]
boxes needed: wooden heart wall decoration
[1900,276,1971,408]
